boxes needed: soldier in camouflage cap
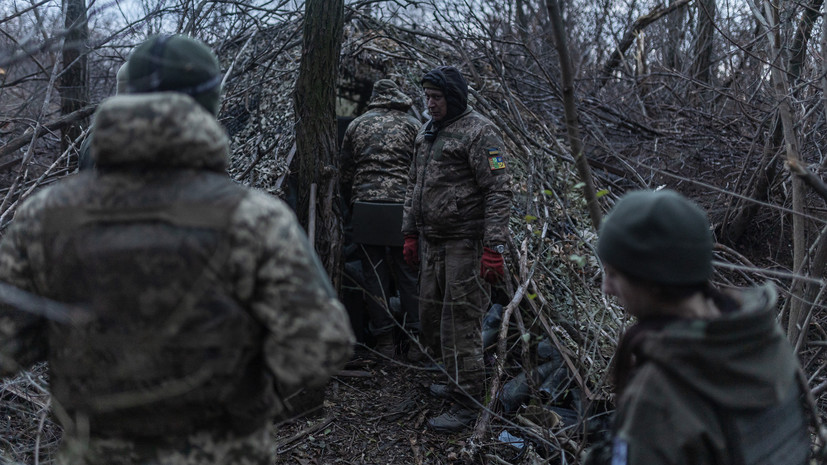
[402,66,513,432]
[0,35,354,465]
[340,79,421,359]
[584,189,808,465]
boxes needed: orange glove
[480,247,504,283]
[403,234,420,268]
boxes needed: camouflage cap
[597,189,713,285]
[126,34,222,115]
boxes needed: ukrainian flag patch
[487,148,505,170]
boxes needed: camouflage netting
[218,21,302,196]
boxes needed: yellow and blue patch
[487,148,506,171]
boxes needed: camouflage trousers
[419,237,490,401]
[56,426,274,465]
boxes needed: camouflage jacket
[340,87,420,204]
[0,93,354,464]
[402,108,512,245]
[591,284,808,465]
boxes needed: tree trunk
[545,0,602,231]
[598,0,692,90]
[789,0,825,81]
[720,0,823,246]
[293,0,344,290]
[691,0,716,85]
[757,0,810,342]
[665,0,687,70]
[60,0,88,156]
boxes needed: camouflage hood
[91,92,229,171]
[367,79,413,112]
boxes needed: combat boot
[428,383,454,400]
[373,332,395,359]
[428,403,479,433]
[403,340,429,364]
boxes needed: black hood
[422,66,468,122]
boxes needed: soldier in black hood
[402,66,513,432]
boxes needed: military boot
[427,403,479,433]
[428,383,454,400]
[403,339,429,364]
[373,332,395,359]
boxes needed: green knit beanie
[115,62,129,94]
[597,189,713,285]
[126,34,222,115]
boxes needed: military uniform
[341,80,420,342]
[590,190,809,465]
[402,68,512,404]
[594,284,809,465]
[0,92,354,464]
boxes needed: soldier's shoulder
[232,188,299,230]
[465,109,496,127]
[15,173,91,219]
[458,111,501,140]
[404,113,423,128]
[346,110,384,132]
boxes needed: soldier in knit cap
[402,65,513,432]
[341,79,421,359]
[0,34,354,464]
[585,189,808,465]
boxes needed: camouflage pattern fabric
[340,80,420,204]
[401,108,512,246]
[419,238,488,400]
[0,93,354,464]
[341,80,421,339]
[57,427,273,465]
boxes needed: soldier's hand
[403,234,420,268]
[480,247,504,283]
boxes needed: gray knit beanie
[597,189,713,285]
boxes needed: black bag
[351,201,404,247]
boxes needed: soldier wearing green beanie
[79,35,222,171]
[0,35,354,465]
[597,189,712,287]
[126,34,222,116]
[585,189,809,465]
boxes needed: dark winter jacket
[402,106,512,246]
[601,284,808,465]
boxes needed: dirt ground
[271,346,536,465]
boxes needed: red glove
[480,247,504,283]
[403,234,420,268]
